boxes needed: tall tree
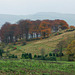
[39,21,51,38]
[18,20,32,40]
[57,40,67,60]
[66,40,75,61]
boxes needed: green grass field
[0,59,75,75]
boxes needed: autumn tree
[0,19,69,43]
[59,20,69,30]
[31,20,41,39]
[18,20,32,41]
[70,26,75,29]
[39,21,51,38]
[66,40,75,61]
[1,22,11,43]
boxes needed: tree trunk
[60,46,62,61]
[31,33,33,39]
[15,36,18,42]
[26,33,28,41]
[36,33,38,39]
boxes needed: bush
[45,54,48,57]
[14,55,17,58]
[69,54,74,56]
[9,54,17,58]
[41,56,45,60]
[66,29,74,32]
[22,53,27,59]
[29,53,32,59]
[0,48,4,57]
[21,53,32,59]
[59,53,64,56]
[37,55,45,60]
[49,53,52,56]
[61,53,64,56]
[37,55,41,58]
[22,42,26,46]
[25,53,29,59]
[34,54,37,58]
[22,54,25,59]
[54,32,62,36]
[13,42,16,45]
[59,32,62,35]
[0,49,2,57]
[56,53,59,57]
[53,53,55,56]
[27,38,40,41]
[13,47,17,50]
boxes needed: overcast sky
[0,0,75,15]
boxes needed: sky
[0,0,75,15]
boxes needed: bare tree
[57,40,67,61]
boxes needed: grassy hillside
[2,30,75,58]
[0,59,75,75]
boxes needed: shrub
[9,54,17,58]
[37,55,41,58]
[14,55,17,58]
[45,54,48,57]
[22,54,25,58]
[56,53,59,57]
[37,55,45,60]
[59,53,64,56]
[66,29,74,32]
[34,54,37,58]
[25,53,29,59]
[21,53,32,59]
[61,53,64,56]
[13,47,17,50]
[59,32,62,35]
[18,42,21,44]
[53,53,55,56]
[29,53,32,59]
[0,48,4,57]
[41,56,45,60]
[13,42,16,45]
[54,32,62,36]
[0,49,2,57]
[22,42,26,46]
[49,53,52,56]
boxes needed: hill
[2,30,75,58]
[0,12,75,28]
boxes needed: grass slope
[3,30,75,58]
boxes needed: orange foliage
[70,26,75,29]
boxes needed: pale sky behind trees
[0,0,75,15]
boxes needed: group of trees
[70,26,75,29]
[0,19,69,43]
